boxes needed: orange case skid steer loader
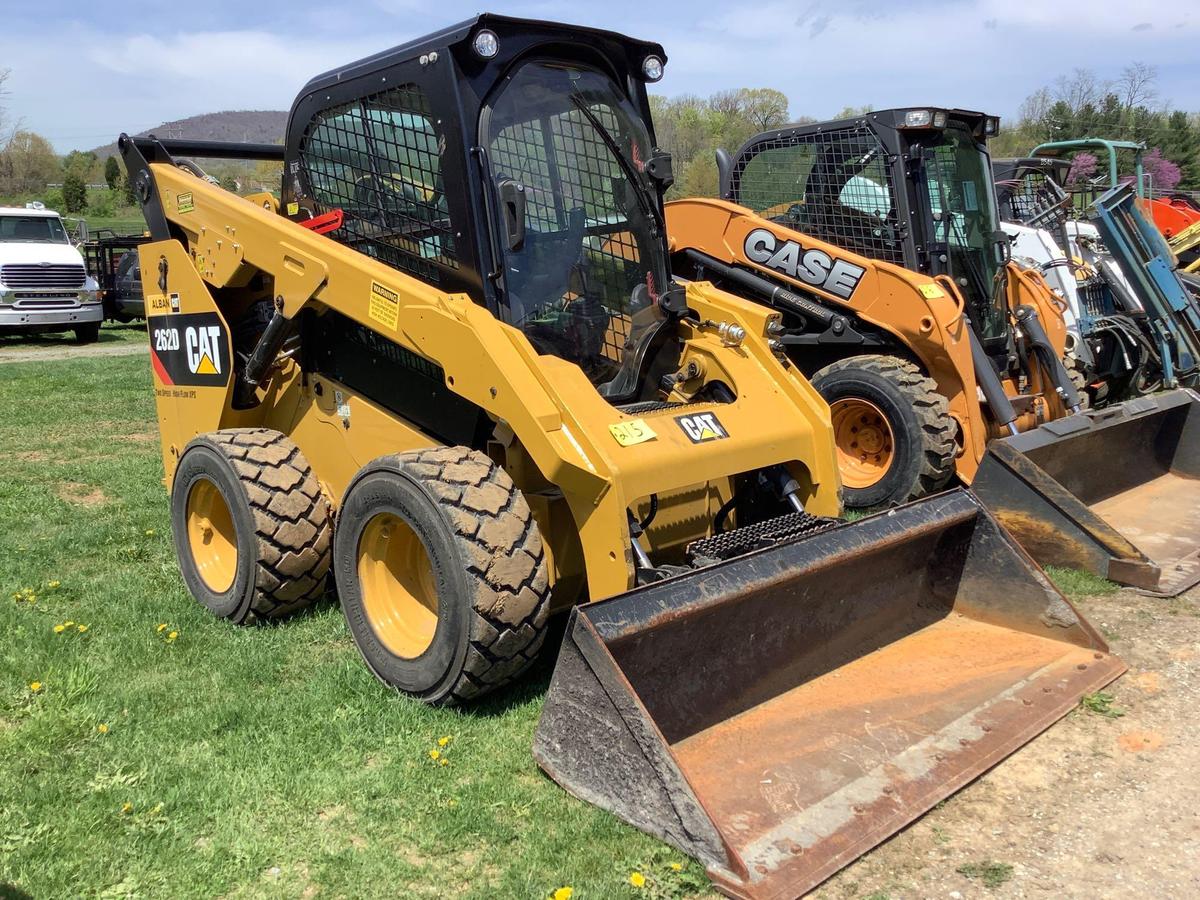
[668,108,1200,596]
[121,20,1123,898]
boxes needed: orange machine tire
[812,355,956,508]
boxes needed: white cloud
[2,1,1198,153]
[2,26,392,151]
[659,0,1200,122]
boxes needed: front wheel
[334,447,551,706]
[171,429,333,624]
[812,355,957,509]
[74,322,100,344]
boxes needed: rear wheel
[171,429,333,624]
[812,355,956,509]
[74,322,100,344]
[335,447,551,706]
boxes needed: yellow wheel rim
[357,512,438,658]
[185,478,238,593]
[830,397,895,490]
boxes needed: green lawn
[0,355,708,899]
[0,320,147,354]
[78,208,148,236]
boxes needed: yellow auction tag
[609,419,657,446]
[918,283,946,299]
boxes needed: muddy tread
[205,428,333,622]
[389,447,551,705]
[814,355,957,502]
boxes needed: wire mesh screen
[299,84,458,284]
[1001,170,1069,231]
[489,101,645,365]
[732,126,906,266]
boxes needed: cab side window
[300,85,458,284]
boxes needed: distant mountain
[91,110,288,159]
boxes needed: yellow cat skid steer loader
[120,17,1122,899]
[668,108,1200,596]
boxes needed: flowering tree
[1142,147,1182,193]
[1066,151,1097,184]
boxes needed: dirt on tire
[398,446,551,704]
[207,428,334,621]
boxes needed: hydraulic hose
[683,249,836,325]
[967,324,1020,436]
[1013,305,1083,413]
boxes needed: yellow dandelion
[77,624,89,633]
[439,758,449,767]
[156,623,168,633]
[429,749,441,761]
[54,624,66,634]
[167,631,178,642]
[149,803,163,815]
[121,802,133,814]
[669,862,682,872]
[145,529,155,536]
[437,736,450,747]
[63,621,74,628]
[29,681,42,693]
[552,888,574,900]
[629,871,646,889]
[97,723,109,734]
[48,580,61,589]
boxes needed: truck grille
[1,263,87,290]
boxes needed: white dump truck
[0,204,103,343]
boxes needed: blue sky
[4,0,1199,152]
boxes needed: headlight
[472,29,499,59]
[84,275,99,292]
[903,109,933,128]
[642,55,665,82]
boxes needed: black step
[687,510,840,564]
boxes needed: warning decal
[149,312,231,389]
[368,282,400,330]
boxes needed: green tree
[122,174,136,207]
[0,130,60,196]
[62,149,99,184]
[62,170,87,213]
[104,155,120,190]
[88,189,116,217]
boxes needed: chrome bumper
[0,303,104,328]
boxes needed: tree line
[989,63,1200,191]
[2,60,1196,222]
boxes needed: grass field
[0,354,709,899]
[82,214,148,236]
[0,321,147,355]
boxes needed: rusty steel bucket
[973,388,1200,596]
[533,489,1124,900]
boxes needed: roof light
[932,111,948,128]
[985,116,1000,136]
[472,29,499,59]
[904,109,933,128]
[642,55,665,82]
